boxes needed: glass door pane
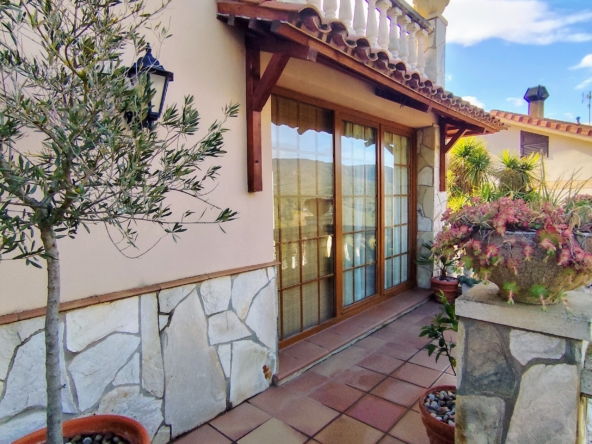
[272,96,336,341]
[384,132,411,289]
[341,121,377,307]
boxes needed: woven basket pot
[418,385,455,444]
[466,231,592,304]
[13,415,150,444]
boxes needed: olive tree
[0,0,237,441]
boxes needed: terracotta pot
[418,385,455,444]
[466,231,592,304]
[430,277,458,304]
[13,415,150,444]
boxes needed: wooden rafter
[439,119,469,192]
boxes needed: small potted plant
[418,292,457,444]
[417,242,460,304]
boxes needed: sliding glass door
[272,93,414,343]
[341,122,378,307]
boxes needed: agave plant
[495,150,540,193]
[448,137,493,195]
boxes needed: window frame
[520,130,549,158]
[273,87,417,348]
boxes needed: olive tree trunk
[40,226,63,443]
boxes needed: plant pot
[13,415,150,444]
[418,385,455,444]
[466,231,592,304]
[413,0,450,17]
[431,277,458,304]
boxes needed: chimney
[524,86,549,119]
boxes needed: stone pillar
[425,15,447,86]
[455,284,590,444]
[416,124,447,289]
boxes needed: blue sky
[443,0,592,124]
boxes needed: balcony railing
[286,0,435,82]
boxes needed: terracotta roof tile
[490,110,592,138]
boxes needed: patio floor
[173,297,457,444]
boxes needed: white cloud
[571,54,592,70]
[576,77,592,90]
[564,112,575,121]
[462,96,485,108]
[446,74,453,82]
[446,0,592,46]
[506,97,526,108]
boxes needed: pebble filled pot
[13,415,150,444]
[418,386,456,444]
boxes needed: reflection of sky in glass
[272,125,332,161]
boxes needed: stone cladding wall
[456,317,584,444]
[0,266,278,443]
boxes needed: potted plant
[418,292,457,444]
[0,0,237,442]
[434,197,592,306]
[417,242,460,304]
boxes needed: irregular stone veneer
[456,317,584,444]
[0,266,278,444]
[416,125,447,289]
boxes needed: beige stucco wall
[0,0,275,316]
[479,125,592,194]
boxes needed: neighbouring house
[480,85,592,194]
[0,0,505,442]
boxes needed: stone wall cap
[456,283,592,341]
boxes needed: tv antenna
[584,91,591,125]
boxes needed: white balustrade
[353,0,366,36]
[416,28,428,75]
[387,7,402,58]
[397,15,411,62]
[366,0,379,48]
[407,22,420,69]
[324,0,338,20]
[339,0,354,32]
[377,0,392,50]
[306,0,322,10]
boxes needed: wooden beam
[246,38,263,192]
[257,37,318,63]
[253,52,291,112]
[439,121,468,192]
[375,88,431,113]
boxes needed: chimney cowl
[524,85,550,103]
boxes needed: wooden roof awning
[217,0,506,192]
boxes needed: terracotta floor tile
[273,394,340,436]
[330,321,367,340]
[433,372,457,388]
[174,424,232,444]
[378,436,406,444]
[355,336,388,351]
[389,410,431,444]
[284,371,331,394]
[278,352,306,380]
[334,365,387,392]
[308,381,365,412]
[358,352,405,375]
[210,402,271,441]
[371,377,425,407]
[310,355,352,378]
[314,414,384,444]
[284,341,329,364]
[369,327,400,342]
[411,400,421,412]
[392,363,441,388]
[375,342,421,361]
[409,350,451,372]
[238,418,308,444]
[346,395,407,432]
[249,386,304,414]
[387,332,431,350]
[307,330,349,351]
[445,365,456,375]
[334,345,372,366]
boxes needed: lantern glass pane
[149,72,166,115]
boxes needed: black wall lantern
[126,45,174,128]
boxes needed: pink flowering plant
[433,197,592,307]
